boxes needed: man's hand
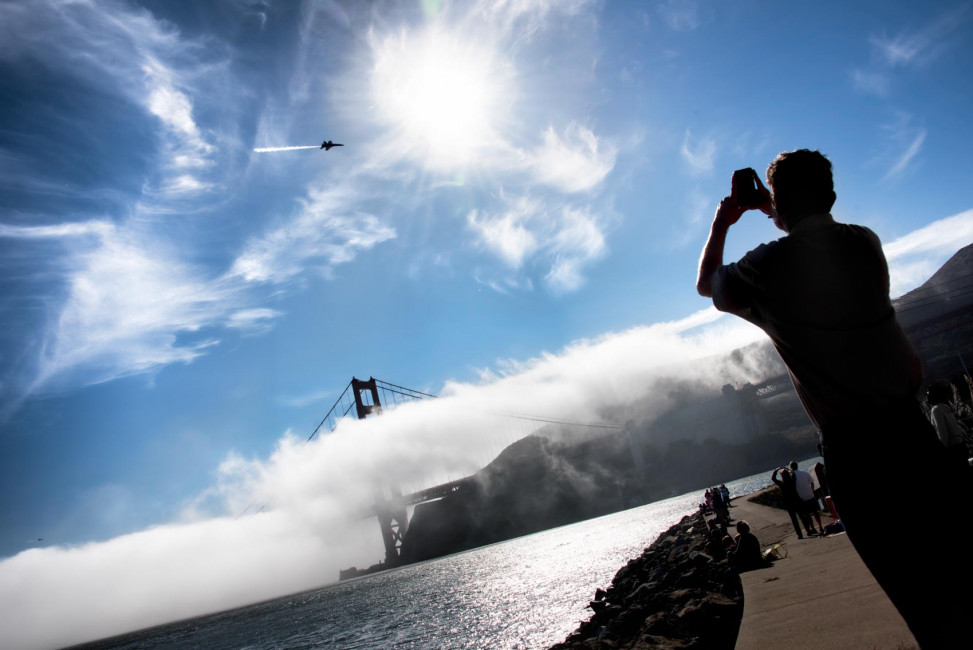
[715,195,745,228]
[731,168,773,216]
[698,169,772,298]
[752,174,773,216]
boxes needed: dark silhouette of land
[400,429,816,564]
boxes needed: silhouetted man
[696,149,972,649]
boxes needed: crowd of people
[700,483,773,588]
[698,484,731,526]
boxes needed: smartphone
[733,168,763,209]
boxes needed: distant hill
[893,243,973,383]
[893,242,973,330]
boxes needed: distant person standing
[789,460,822,534]
[696,149,973,648]
[711,485,730,527]
[770,467,814,539]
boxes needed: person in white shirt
[789,460,822,534]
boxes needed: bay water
[73,468,784,649]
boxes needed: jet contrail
[253,145,320,153]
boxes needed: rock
[626,582,656,604]
[547,513,743,650]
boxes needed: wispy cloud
[883,208,973,296]
[0,193,393,404]
[849,69,890,96]
[228,185,396,285]
[0,221,114,239]
[467,197,541,269]
[141,59,217,190]
[545,206,607,292]
[884,129,925,180]
[29,224,236,392]
[656,0,700,31]
[680,129,717,176]
[884,209,973,261]
[0,0,224,197]
[851,5,971,96]
[473,0,596,41]
[0,0,250,402]
[869,4,970,68]
[527,123,616,193]
[226,308,285,334]
[467,196,611,292]
[879,112,926,180]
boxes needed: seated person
[730,520,768,572]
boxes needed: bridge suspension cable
[238,376,622,520]
[305,376,623,445]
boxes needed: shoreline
[549,508,743,649]
[550,485,918,649]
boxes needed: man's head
[789,460,798,471]
[766,149,836,231]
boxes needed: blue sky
[2,1,973,646]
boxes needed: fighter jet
[321,140,344,150]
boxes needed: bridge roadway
[366,475,477,516]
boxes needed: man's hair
[789,460,798,470]
[766,149,835,215]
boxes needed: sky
[2,0,973,647]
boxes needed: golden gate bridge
[305,377,622,571]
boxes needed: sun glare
[371,27,505,170]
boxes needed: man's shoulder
[740,238,784,262]
[798,216,883,247]
[722,240,783,283]
[835,221,882,246]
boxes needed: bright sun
[371,26,505,170]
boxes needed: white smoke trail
[253,145,320,152]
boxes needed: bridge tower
[351,377,410,567]
[351,377,383,419]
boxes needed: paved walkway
[729,490,918,650]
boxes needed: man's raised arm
[696,197,744,298]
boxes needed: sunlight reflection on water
[77,466,791,649]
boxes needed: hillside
[893,242,973,330]
[894,242,973,383]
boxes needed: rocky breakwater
[550,512,741,649]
